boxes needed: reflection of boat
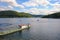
[0,23,30,35]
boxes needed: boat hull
[0,26,30,36]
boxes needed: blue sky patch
[16,0,29,4]
[48,0,59,4]
[47,4,53,9]
[0,2,8,6]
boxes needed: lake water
[0,18,60,40]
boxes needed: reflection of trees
[0,36,5,40]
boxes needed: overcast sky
[0,0,60,15]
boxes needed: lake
[0,18,60,40]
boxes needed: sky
[0,0,60,15]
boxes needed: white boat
[0,23,30,35]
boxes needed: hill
[42,12,60,18]
[0,10,32,18]
[32,15,44,17]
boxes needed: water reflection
[0,29,30,40]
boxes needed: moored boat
[0,23,30,35]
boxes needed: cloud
[0,0,24,8]
[22,0,50,7]
[22,0,60,15]
[26,8,60,15]
[22,1,38,7]
[48,0,60,11]
[0,0,60,15]
[0,6,13,11]
[25,8,41,15]
[23,8,50,15]
[48,0,60,4]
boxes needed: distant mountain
[42,12,60,18]
[0,10,32,18]
[32,15,44,17]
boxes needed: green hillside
[0,10,32,18]
[42,12,60,18]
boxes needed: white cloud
[25,8,41,15]
[0,6,13,11]
[22,0,50,7]
[22,1,38,7]
[51,3,60,9]
[22,0,60,15]
[48,2,60,14]
[22,7,60,15]
[0,0,60,15]
[23,8,48,15]
[31,0,49,6]
[0,0,24,8]
[8,6,13,9]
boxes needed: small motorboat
[0,23,31,35]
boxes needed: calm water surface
[0,18,60,40]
